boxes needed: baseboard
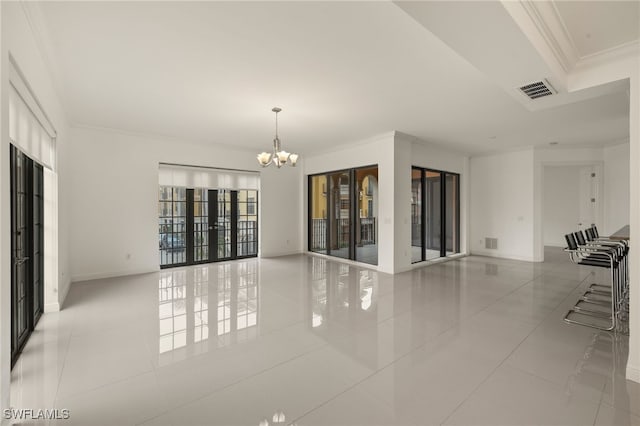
[544,242,565,248]
[626,362,640,383]
[409,253,469,270]
[304,251,380,272]
[58,276,71,308]
[71,267,158,283]
[43,275,71,313]
[44,302,61,313]
[471,249,536,262]
[260,250,302,258]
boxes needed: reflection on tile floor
[10,248,640,425]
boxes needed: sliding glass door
[309,165,378,265]
[159,187,257,268]
[411,167,460,263]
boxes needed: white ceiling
[37,1,630,155]
[554,0,639,58]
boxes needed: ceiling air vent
[518,79,556,100]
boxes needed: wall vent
[518,79,556,100]
[485,237,498,250]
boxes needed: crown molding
[516,0,580,74]
[574,39,640,71]
[71,123,261,154]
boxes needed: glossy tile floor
[10,248,640,425]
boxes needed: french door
[159,188,258,268]
[10,145,44,367]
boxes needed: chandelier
[257,107,299,168]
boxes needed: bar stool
[585,227,629,323]
[563,232,622,331]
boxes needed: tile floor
[9,248,639,425]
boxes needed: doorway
[10,145,45,367]
[159,187,258,268]
[542,164,600,247]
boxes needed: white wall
[542,166,581,246]
[470,148,535,261]
[628,74,640,384]
[603,143,630,236]
[68,126,303,282]
[0,0,70,412]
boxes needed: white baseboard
[304,251,380,272]
[44,302,61,313]
[627,363,640,383]
[59,276,71,308]
[471,249,536,262]
[71,267,158,283]
[544,242,566,248]
[260,250,302,258]
[44,275,72,313]
[408,253,469,270]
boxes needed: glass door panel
[445,173,460,256]
[309,175,327,254]
[328,172,350,259]
[425,170,441,260]
[193,189,209,263]
[411,168,423,263]
[216,190,232,260]
[32,163,44,323]
[355,167,378,265]
[237,190,258,257]
[159,187,187,267]
[11,148,30,363]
